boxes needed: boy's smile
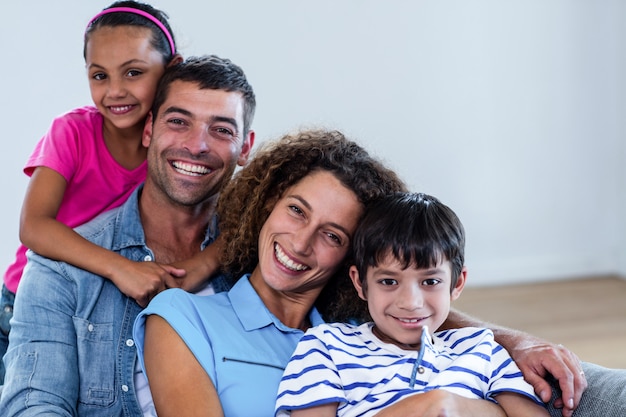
[350,254,466,350]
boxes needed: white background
[1,1,624,286]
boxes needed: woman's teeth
[275,243,308,271]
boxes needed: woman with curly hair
[132,129,508,417]
[130,128,401,415]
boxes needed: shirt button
[87,324,94,332]
[122,385,129,392]
[126,339,135,347]
[143,255,153,262]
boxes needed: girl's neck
[102,120,147,170]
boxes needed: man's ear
[349,265,367,301]
[167,53,184,67]
[450,266,467,301]
[237,130,255,166]
[142,112,154,148]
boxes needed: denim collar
[109,184,218,253]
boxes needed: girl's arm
[167,235,224,293]
[373,389,507,417]
[144,314,224,417]
[20,167,182,306]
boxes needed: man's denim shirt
[0,186,227,416]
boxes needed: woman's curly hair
[216,129,406,323]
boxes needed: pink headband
[86,6,176,55]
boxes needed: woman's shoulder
[145,288,231,317]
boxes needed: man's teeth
[172,161,210,176]
[275,244,308,271]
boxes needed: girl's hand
[166,239,224,293]
[110,258,185,307]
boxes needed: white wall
[1,1,624,286]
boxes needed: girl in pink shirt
[0,1,220,383]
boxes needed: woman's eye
[324,232,342,246]
[288,205,304,216]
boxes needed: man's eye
[212,127,234,138]
[167,118,186,126]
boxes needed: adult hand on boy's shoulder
[503,332,587,417]
[443,309,587,417]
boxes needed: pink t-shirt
[3,106,147,293]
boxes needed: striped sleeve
[438,328,543,405]
[275,324,346,416]
[486,338,544,404]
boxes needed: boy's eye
[379,278,397,286]
[423,278,441,286]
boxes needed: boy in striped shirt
[275,192,549,417]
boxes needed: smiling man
[0,55,255,417]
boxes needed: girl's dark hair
[216,129,406,322]
[84,0,176,62]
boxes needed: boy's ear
[450,267,467,301]
[349,266,367,301]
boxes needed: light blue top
[276,323,543,417]
[0,186,226,417]
[134,275,324,417]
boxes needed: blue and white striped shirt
[275,323,542,417]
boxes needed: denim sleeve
[0,256,82,416]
